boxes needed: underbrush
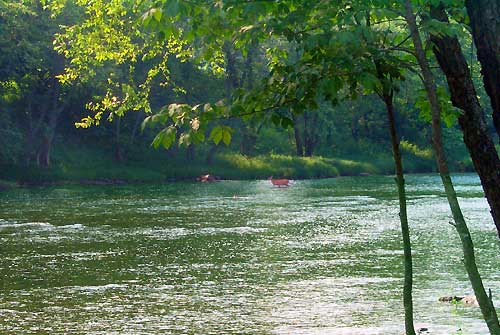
[0,139,475,184]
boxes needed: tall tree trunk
[222,41,239,94]
[303,112,311,156]
[351,113,359,140]
[37,136,51,168]
[37,52,67,168]
[25,118,38,166]
[206,144,218,165]
[368,7,416,325]
[465,0,500,141]
[292,114,304,156]
[430,4,500,239]
[241,42,258,89]
[37,76,64,168]
[240,129,258,156]
[37,108,62,168]
[384,91,416,335]
[304,111,319,157]
[239,42,260,156]
[25,101,48,166]
[403,2,500,334]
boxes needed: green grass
[0,139,475,184]
[0,152,381,183]
[207,153,341,179]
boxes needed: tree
[427,3,500,239]
[403,1,500,333]
[0,0,74,167]
[465,0,500,141]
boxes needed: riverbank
[0,147,473,187]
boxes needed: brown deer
[268,176,290,187]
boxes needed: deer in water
[197,174,218,182]
[268,176,290,187]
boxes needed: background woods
[1,0,494,183]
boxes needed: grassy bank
[0,154,375,184]
[0,140,475,185]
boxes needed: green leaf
[152,130,164,149]
[222,128,231,145]
[152,126,176,149]
[141,116,151,132]
[209,126,223,145]
[152,8,162,22]
[191,130,205,144]
[209,125,232,145]
[162,126,177,149]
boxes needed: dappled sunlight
[1,175,499,334]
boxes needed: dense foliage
[1,0,493,183]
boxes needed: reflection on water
[1,174,499,334]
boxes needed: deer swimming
[268,176,290,187]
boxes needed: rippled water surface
[1,174,500,334]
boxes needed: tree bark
[36,51,66,168]
[37,108,62,168]
[36,76,64,168]
[37,136,51,168]
[430,4,500,239]
[241,42,258,89]
[293,114,304,156]
[404,1,500,333]
[304,111,319,157]
[383,90,416,335]
[25,101,48,165]
[465,0,500,140]
[240,130,258,156]
[206,144,218,165]
[239,44,257,156]
[222,41,239,94]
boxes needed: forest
[2,0,500,334]
[2,0,497,185]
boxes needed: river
[1,174,499,334]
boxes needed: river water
[1,174,499,334]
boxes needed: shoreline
[2,171,479,190]
[1,152,474,189]
[1,173,373,189]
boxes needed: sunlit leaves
[209,125,233,145]
[58,0,474,151]
[53,0,196,130]
[54,0,144,82]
